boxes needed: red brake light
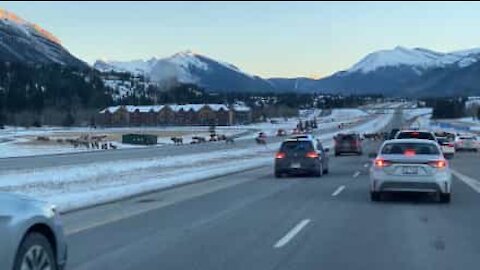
[374,159,391,168]
[429,160,447,169]
[404,149,416,156]
[275,152,286,159]
[305,151,319,158]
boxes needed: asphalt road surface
[60,134,480,270]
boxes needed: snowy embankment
[0,111,392,212]
[403,108,432,122]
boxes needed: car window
[459,137,475,141]
[280,141,314,153]
[381,143,440,155]
[337,134,357,141]
[396,132,435,140]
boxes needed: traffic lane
[65,142,371,270]
[0,118,370,171]
[276,159,480,270]
[63,138,379,235]
[448,150,480,179]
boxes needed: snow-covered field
[0,110,392,212]
[0,108,375,158]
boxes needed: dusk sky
[2,1,480,78]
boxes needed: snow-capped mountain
[346,46,480,74]
[0,9,86,68]
[94,51,275,92]
[269,46,480,96]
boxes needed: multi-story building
[98,103,252,126]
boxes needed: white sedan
[436,136,455,158]
[455,135,479,152]
[370,139,451,203]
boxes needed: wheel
[335,152,339,157]
[323,165,329,175]
[314,164,323,177]
[358,151,363,156]
[370,191,381,202]
[440,193,451,203]
[275,171,283,178]
[14,232,57,270]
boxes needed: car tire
[358,151,363,156]
[314,164,323,177]
[370,191,381,202]
[275,171,283,178]
[14,232,57,270]
[323,166,329,175]
[440,193,451,203]
[334,152,339,157]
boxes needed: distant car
[455,135,478,152]
[275,136,329,177]
[334,133,362,156]
[276,129,287,137]
[0,192,68,270]
[369,139,451,203]
[395,130,437,141]
[436,136,455,159]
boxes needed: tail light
[275,152,286,159]
[404,149,416,157]
[305,151,319,158]
[428,160,447,169]
[374,158,391,168]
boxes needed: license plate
[291,163,301,169]
[402,166,418,175]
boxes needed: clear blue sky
[2,1,480,78]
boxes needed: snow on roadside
[403,108,432,122]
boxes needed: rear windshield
[381,143,440,155]
[396,132,435,140]
[336,134,357,141]
[437,137,451,144]
[280,141,314,153]
[459,137,476,140]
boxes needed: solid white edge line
[274,219,311,249]
[353,171,361,178]
[332,185,346,196]
[452,169,480,193]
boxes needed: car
[274,136,329,177]
[455,135,478,152]
[395,130,437,141]
[276,129,287,137]
[0,192,67,270]
[334,133,362,156]
[436,136,455,159]
[369,139,452,203]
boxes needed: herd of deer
[171,134,235,145]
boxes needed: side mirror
[368,152,377,159]
[324,148,330,153]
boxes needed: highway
[0,117,377,171]
[60,126,480,269]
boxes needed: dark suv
[274,137,329,177]
[334,133,362,156]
